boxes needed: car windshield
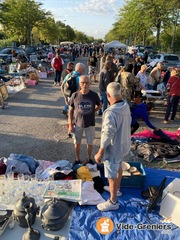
[164,55,179,61]
[0,48,12,54]
[25,47,36,54]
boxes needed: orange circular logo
[96,217,114,235]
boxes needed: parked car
[149,53,179,70]
[0,47,29,64]
[135,44,144,52]
[24,46,37,56]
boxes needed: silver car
[149,53,179,70]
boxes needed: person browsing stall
[95,82,131,211]
[131,91,159,134]
[163,68,180,124]
[61,63,85,116]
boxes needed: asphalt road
[0,56,179,171]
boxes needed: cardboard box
[29,72,39,81]
[159,178,180,227]
[7,84,25,93]
[27,79,37,86]
[18,63,28,70]
[0,84,8,100]
[38,72,47,79]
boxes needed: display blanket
[69,167,180,240]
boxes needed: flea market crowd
[45,44,179,211]
[0,43,180,213]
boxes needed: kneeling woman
[130,92,159,134]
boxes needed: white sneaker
[97,199,119,211]
[104,186,122,197]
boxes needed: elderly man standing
[68,75,102,163]
[95,82,131,211]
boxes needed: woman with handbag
[163,68,180,124]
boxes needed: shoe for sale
[104,186,122,197]
[97,199,119,211]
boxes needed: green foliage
[105,0,180,52]
[0,0,51,45]
[160,25,180,53]
[0,0,96,45]
[0,37,16,48]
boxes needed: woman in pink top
[163,68,180,124]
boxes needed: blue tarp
[69,167,180,240]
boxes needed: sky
[40,0,125,39]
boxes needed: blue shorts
[74,126,95,145]
[104,158,122,179]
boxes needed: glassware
[17,173,24,181]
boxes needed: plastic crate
[121,162,146,188]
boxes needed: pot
[41,198,70,231]
[13,192,38,228]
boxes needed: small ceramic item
[122,162,130,171]
[129,166,137,173]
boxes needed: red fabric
[168,76,180,96]
[0,162,6,174]
[61,175,74,180]
[132,129,178,139]
[53,57,62,71]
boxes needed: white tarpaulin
[104,40,127,49]
[60,41,74,45]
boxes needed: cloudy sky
[40,0,125,39]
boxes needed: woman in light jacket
[147,62,163,90]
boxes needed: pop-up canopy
[104,40,127,49]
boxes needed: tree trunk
[156,19,161,50]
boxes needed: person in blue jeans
[163,68,180,124]
[98,61,112,115]
[51,50,64,86]
[61,63,85,116]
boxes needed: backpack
[64,73,78,97]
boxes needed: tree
[105,0,180,50]
[0,0,51,45]
[105,0,153,45]
[36,17,60,44]
[141,0,177,49]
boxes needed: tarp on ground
[104,40,127,49]
[69,167,180,240]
